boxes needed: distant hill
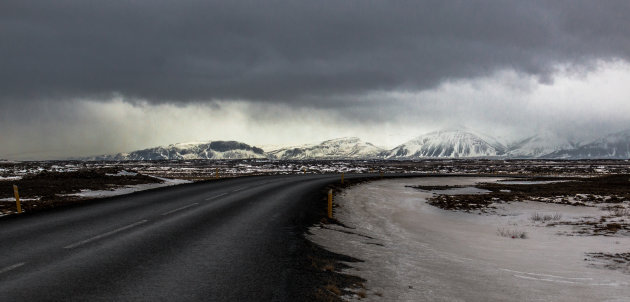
[506,132,581,158]
[385,129,506,159]
[544,130,630,159]
[89,141,266,160]
[83,129,630,160]
[267,137,385,160]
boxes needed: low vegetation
[419,174,630,212]
[609,207,630,217]
[585,252,630,274]
[497,228,527,239]
[0,169,162,214]
[529,212,562,222]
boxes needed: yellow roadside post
[215,168,219,179]
[341,172,344,184]
[380,171,384,179]
[13,185,22,214]
[327,189,333,219]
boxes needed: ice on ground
[65,177,191,198]
[105,170,138,176]
[0,197,39,202]
[309,177,630,301]
[496,180,568,185]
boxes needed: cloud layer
[2,1,630,104]
[2,1,630,159]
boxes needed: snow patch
[64,177,191,198]
[0,197,39,202]
[105,170,138,176]
[309,178,630,301]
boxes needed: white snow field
[65,177,191,198]
[309,177,630,301]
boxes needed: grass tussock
[324,284,341,296]
[497,228,527,239]
[530,212,562,222]
[610,207,630,217]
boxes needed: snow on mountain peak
[506,131,579,158]
[387,129,506,159]
[91,140,266,160]
[544,129,630,159]
[169,141,211,149]
[84,129,630,161]
[268,137,385,160]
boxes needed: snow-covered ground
[64,177,191,198]
[309,177,630,301]
[0,197,39,202]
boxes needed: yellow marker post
[327,189,333,219]
[341,172,344,184]
[13,185,22,214]
[380,171,384,179]
[215,168,219,179]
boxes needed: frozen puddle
[309,177,630,301]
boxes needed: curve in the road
[0,174,355,301]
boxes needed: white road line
[205,193,227,201]
[64,220,148,249]
[232,186,246,192]
[0,262,25,274]
[161,203,199,216]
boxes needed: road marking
[161,203,199,216]
[232,186,246,192]
[0,262,25,274]
[64,220,148,249]
[205,193,227,201]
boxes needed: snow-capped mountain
[267,137,385,160]
[91,141,266,160]
[544,129,630,159]
[386,129,507,159]
[506,132,580,158]
[84,128,630,161]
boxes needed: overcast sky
[2,1,630,159]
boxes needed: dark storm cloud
[1,0,629,104]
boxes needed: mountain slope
[506,132,580,158]
[267,137,385,160]
[386,129,506,159]
[92,141,266,160]
[544,130,630,159]
[83,129,630,161]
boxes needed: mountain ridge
[267,137,386,160]
[544,129,630,159]
[88,141,266,160]
[385,129,506,159]
[85,129,630,160]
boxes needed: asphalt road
[0,174,351,301]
